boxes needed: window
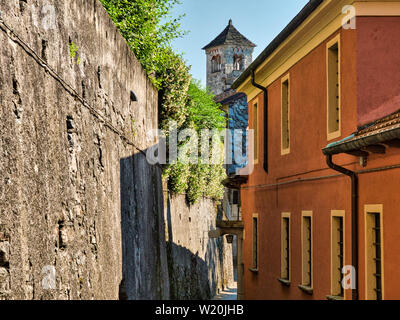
[280,213,291,283]
[251,214,259,271]
[365,205,384,300]
[211,55,222,73]
[327,35,341,140]
[301,212,313,290]
[233,54,244,71]
[232,190,239,205]
[331,211,345,298]
[253,102,259,163]
[281,75,290,155]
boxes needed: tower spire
[229,19,232,26]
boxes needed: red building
[231,0,400,300]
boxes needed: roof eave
[232,0,324,90]
[322,127,400,156]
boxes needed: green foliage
[100,0,186,87]
[69,42,80,64]
[69,42,78,59]
[100,0,226,204]
[164,80,226,204]
[131,119,138,137]
[186,80,226,131]
[159,51,191,130]
[164,162,190,194]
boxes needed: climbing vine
[100,0,226,204]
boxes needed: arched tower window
[233,54,244,71]
[211,55,222,73]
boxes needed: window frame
[364,205,385,300]
[211,55,222,73]
[251,213,259,272]
[233,54,244,71]
[326,34,341,141]
[281,74,291,155]
[252,100,259,165]
[330,210,346,299]
[301,211,313,290]
[280,213,291,283]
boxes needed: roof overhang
[215,91,246,105]
[323,112,400,156]
[232,0,324,91]
[222,176,248,190]
[232,0,400,102]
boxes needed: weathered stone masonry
[0,0,170,300]
[0,0,232,300]
[165,194,234,300]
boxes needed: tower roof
[202,19,256,50]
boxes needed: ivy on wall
[100,0,226,204]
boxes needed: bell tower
[203,19,256,95]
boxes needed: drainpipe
[251,70,268,173]
[326,155,359,300]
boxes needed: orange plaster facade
[239,10,400,300]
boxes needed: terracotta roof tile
[356,111,400,139]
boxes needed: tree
[101,0,226,204]
[100,0,186,87]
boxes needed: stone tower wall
[206,45,254,95]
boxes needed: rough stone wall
[206,46,254,95]
[164,193,234,300]
[0,0,169,300]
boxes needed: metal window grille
[337,217,344,297]
[373,214,382,301]
[252,217,258,269]
[304,217,312,287]
[283,218,290,280]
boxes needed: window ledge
[298,285,313,295]
[327,130,341,142]
[249,268,259,274]
[278,278,291,287]
[326,295,344,301]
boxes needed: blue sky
[169,0,309,86]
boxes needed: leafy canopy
[100,0,227,204]
[100,0,186,87]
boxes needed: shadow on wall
[165,192,212,300]
[166,242,212,300]
[119,150,170,300]
[119,146,231,300]
[164,192,232,300]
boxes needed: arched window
[233,54,244,71]
[211,55,222,73]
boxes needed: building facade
[204,20,256,299]
[232,0,400,300]
[203,19,256,221]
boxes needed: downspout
[251,70,268,173]
[326,155,359,300]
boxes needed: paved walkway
[213,283,238,300]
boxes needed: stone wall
[0,0,233,300]
[0,0,169,300]
[164,193,234,300]
[206,45,254,95]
